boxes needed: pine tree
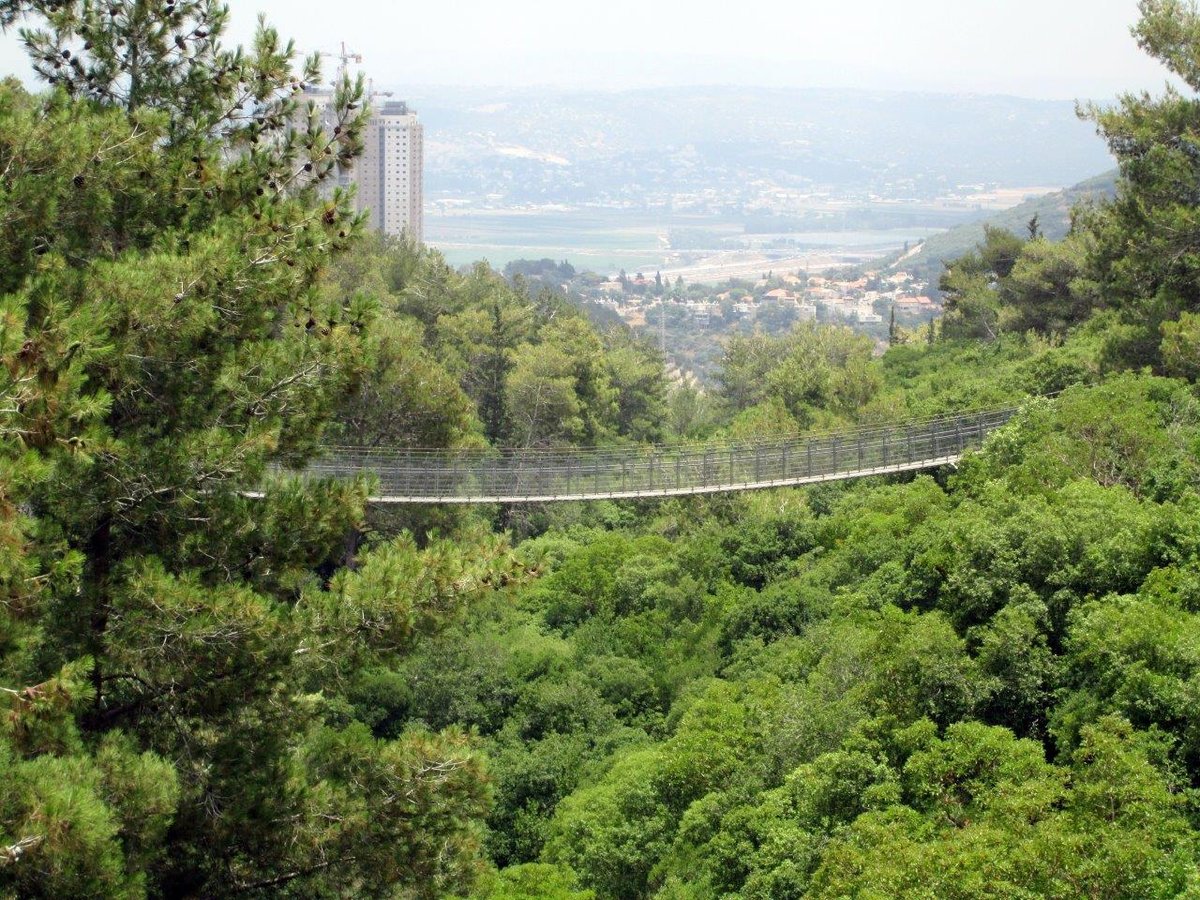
[1083,0,1200,367]
[0,3,497,895]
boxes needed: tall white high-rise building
[355,101,423,242]
[296,90,424,242]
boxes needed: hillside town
[585,267,940,335]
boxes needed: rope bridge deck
[281,406,1017,504]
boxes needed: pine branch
[0,836,44,867]
[230,856,354,894]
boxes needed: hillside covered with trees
[886,169,1119,288]
[7,1,1200,898]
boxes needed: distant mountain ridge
[409,85,1116,207]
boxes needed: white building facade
[356,101,424,242]
[296,92,424,242]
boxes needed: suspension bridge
[281,406,1017,504]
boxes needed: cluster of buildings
[299,55,424,242]
[591,269,938,330]
[750,272,938,325]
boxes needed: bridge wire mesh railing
[284,406,1017,503]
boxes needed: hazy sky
[0,0,1179,100]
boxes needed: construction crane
[317,42,363,86]
[314,45,397,110]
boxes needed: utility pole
[660,297,666,358]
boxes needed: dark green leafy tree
[940,227,1098,340]
[939,227,1024,341]
[1003,233,1098,335]
[1161,310,1200,380]
[1083,0,1200,368]
[809,718,1198,898]
[601,331,668,443]
[718,324,880,429]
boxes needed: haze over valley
[412,85,1116,277]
